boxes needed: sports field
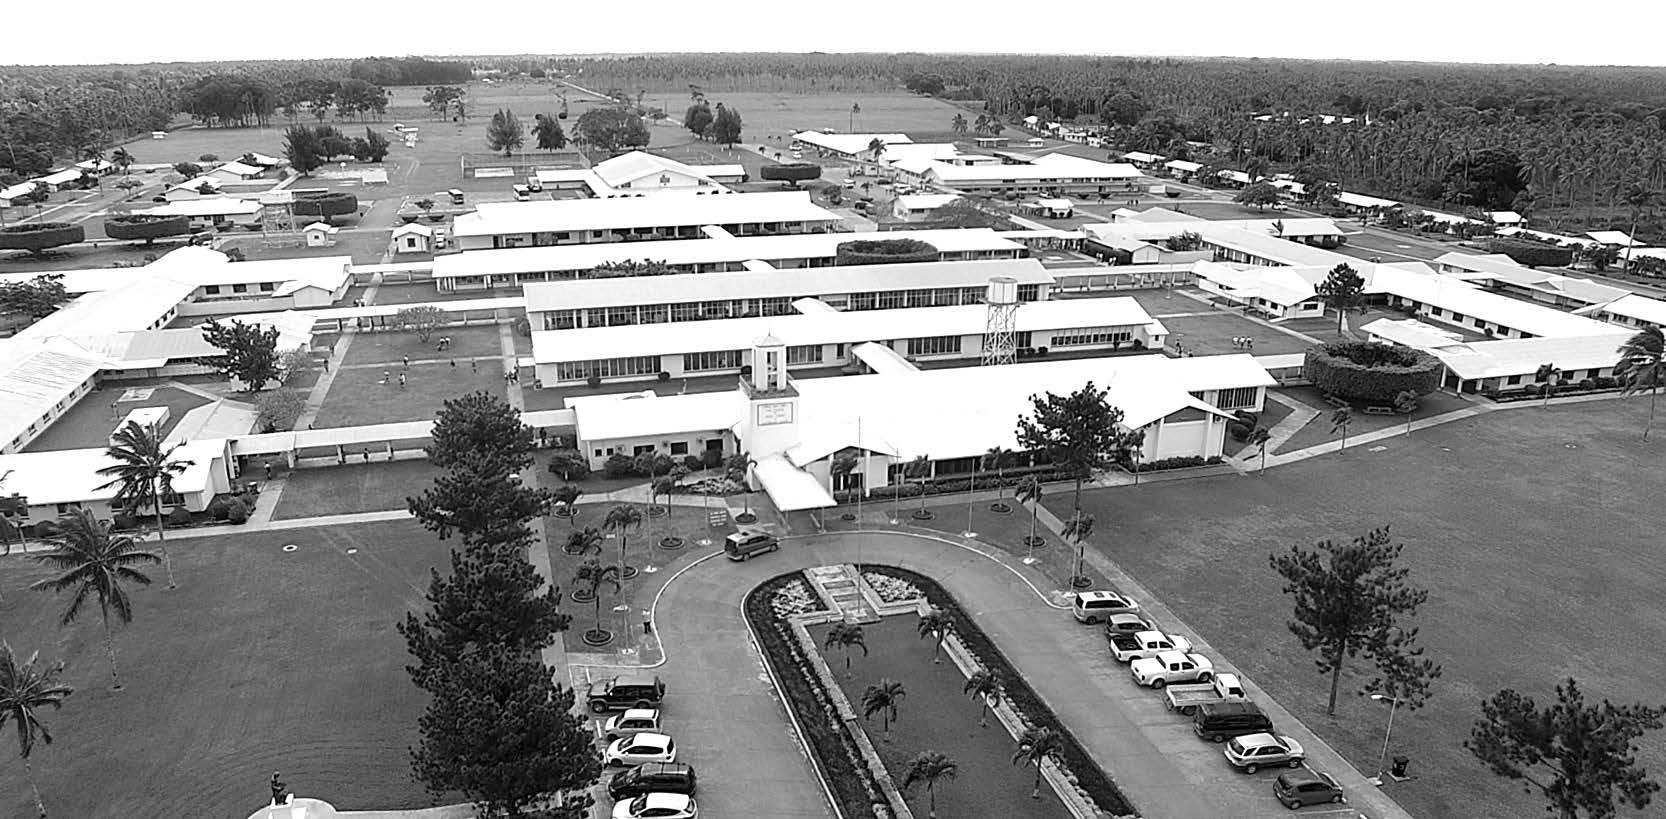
[0,520,455,819]
[1047,398,1666,819]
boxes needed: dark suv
[607,762,698,801]
[587,674,665,713]
[1192,701,1273,743]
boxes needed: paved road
[600,531,1402,819]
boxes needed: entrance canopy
[753,454,836,512]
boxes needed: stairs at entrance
[805,565,879,624]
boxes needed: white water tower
[982,275,1020,366]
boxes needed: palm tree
[1063,511,1095,590]
[728,451,758,518]
[29,508,159,690]
[1615,326,1666,440]
[861,678,906,741]
[1248,427,1271,474]
[1330,406,1354,451]
[1394,390,1419,435]
[867,137,887,164]
[901,751,959,818]
[983,446,1011,503]
[1535,362,1563,408]
[111,147,134,175]
[849,101,861,133]
[823,621,867,677]
[564,526,602,556]
[904,455,933,516]
[1015,476,1043,562]
[950,114,968,135]
[552,484,581,525]
[603,504,643,579]
[963,669,1002,727]
[917,608,952,663]
[96,421,191,589]
[0,641,73,817]
[572,558,622,639]
[1011,726,1062,799]
[1622,183,1658,265]
[651,477,675,517]
[830,451,858,506]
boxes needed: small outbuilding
[302,222,340,248]
[392,222,434,254]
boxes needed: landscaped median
[745,565,1138,819]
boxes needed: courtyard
[0,519,454,819]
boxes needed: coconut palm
[564,526,602,556]
[572,558,621,638]
[603,503,643,579]
[829,451,858,502]
[901,751,959,819]
[1615,326,1666,440]
[95,420,191,589]
[1015,476,1044,560]
[1535,362,1562,408]
[111,147,134,175]
[0,641,73,817]
[1063,511,1095,589]
[1330,406,1354,450]
[903,455,933,515]
[950,114,968,135]
[982,446,1011,501]
[964,669,1002,727]
[728,451,758,517]
[651,477,675,516]
[551,484,581,525]
[29,508,159,690]
[1011,726,1062,799]
[1247,427,1271,474]
[917,608,952,663]
[861,678,906,741]
[823,621,867,677]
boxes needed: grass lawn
[312,364,508,428]
[1223,398,1295,457]
[1044,399,1666,819]
[341,324,504,368]
[808,616,1074,819]
[0,519,454,819]
[1158,312,1316,357]
[24,384,214,452]
[1273,387,1472,454]
[271,459,442,519]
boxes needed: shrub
[1226,420,1251,442]
[681,455,703,472]
[208,497,230,521]
[1126,454,1225,472]
[587,375,602,388]
[1232,409,1259,427]
[834,237,938,266]
[1487,237,1574,268]
[103,214,190,244]
[1303,342,1440,403]
[657,371,671,382]
[603,453,637,479]
[168,506,193,526]
[700,448,725,469]
[111,513,138,531]
[0,222,85,255]
[30,520,58,538]
[226,499,249,524]
[758,163,822,186]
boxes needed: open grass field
[311,363,507,428]
[1045,398,1666,819]
[270,459,441,520]
[24,383,215,452]
[808,616,1074,819]
[0,519,454,819]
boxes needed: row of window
[683,350,745,372]
[554,356,660,381]
[787,344,824,364]
[202,282,277,296]
[539,284,1043,330]
[1049,327,1133,348]
[492,223,830,248]
[905,335,963,357]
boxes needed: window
[606,306,636,326]
[670,302,702,322]
[1215,387,1259,410]
[259,282,275,292]
[1050,327,1133,347]
[682,350,744,372]
[204,285,221,295]
[1507,375,1522,385]
[594,449,604,457]
[232,283,248,293]
[787,345,824,365]
[848,291,877,311]
[634,445,655,456]
[585,308,608,327]
[639,304,669,324]
[548,310,580,330]
[705,438,724,452]
[669,442,689,455]
[875,290,906,310]
[905,335,963,357]
[555,356,659,381]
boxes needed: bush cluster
[0,222,85,253]
[1128,454,1225,473]
[1304,342,1440,403]
[834,237,938,266]
[1486,237,1574,268]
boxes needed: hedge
[860,566,1137,817]
[103,214,190,244]
[835,237,939,266]
[292,192,360,220]
[759,163,822,185]
[0,222,84,255]
[1303,342,1441,403]
[1487,237,1574,268]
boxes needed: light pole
[962,465,976,538]
[1367,693,1401,786]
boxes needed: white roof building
[1586,230,1635,246]
[167,176,224,196]
[1164,159,1203,173]
[1576,293,1666,329]
[791,132,912,157]
[0,182,39,204]
[0,341,106,453]
[1337,192,1400,210]
[921,154,1142,189]
[451,191,841,247]
[1121,151,1166,164]
[210,160,264,179]
[139,197,262,219]
[34,169,84,187]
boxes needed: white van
[724,531,780,561]
[512,184,531,201]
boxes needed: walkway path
[598,530,1407,819]
[1234,390,1319,469]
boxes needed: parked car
[1129,650,1213,688]
[1193,701,1274,743]
[1108,630,1193,663]
[724,530,779,561]
[587,674,666,713]
[1273,769,1345,808]
[1164,673,1247,715]
[1101,612,1154,638]
[602,708,662,740]
[1071,590,1140,624]
[1224,733,1306,773]
[608,762,698,801]
[611,791,698,819]
[604,732,678,767]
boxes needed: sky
[7,1,1666,68]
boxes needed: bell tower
[740,333,799,457]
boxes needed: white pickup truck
[1130,650,1215,689]
[1107,630,1193,663]
[1163,673,1247,715]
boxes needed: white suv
[1071,590,1140,624]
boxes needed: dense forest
[4,53,1664,230]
